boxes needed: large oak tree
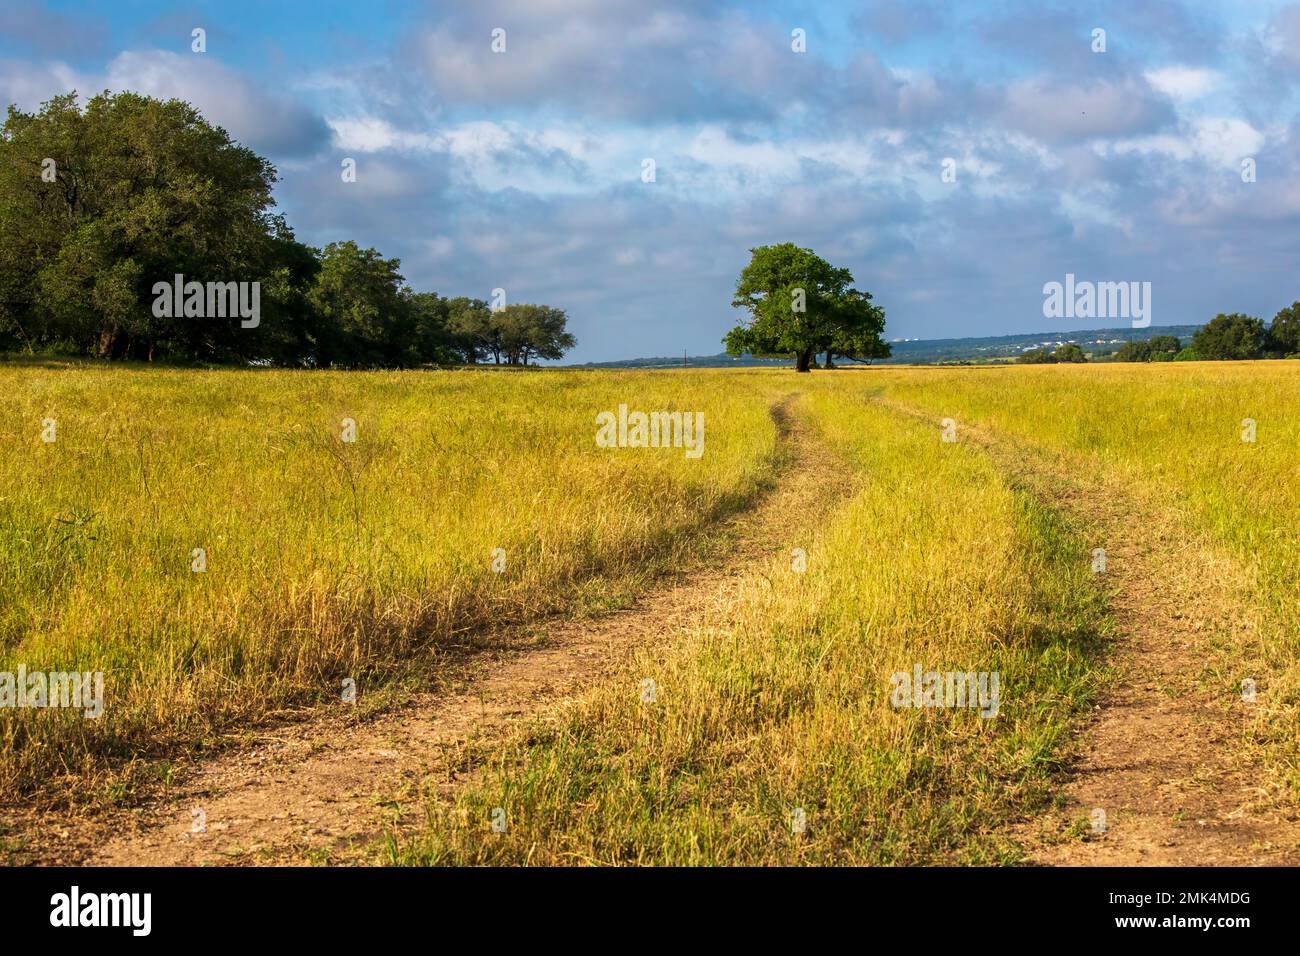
[723,243,889,371]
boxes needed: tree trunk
[97,326,123,359]
[794,349,814,372]
[824,350,836,369]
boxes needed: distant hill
[568,325,1205,368]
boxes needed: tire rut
[874,396,1300,866]
[26,393,854,866]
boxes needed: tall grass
[874,361,1300,792]
[395,385,1110,865]
[0,364,783,796]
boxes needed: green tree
[0,90,579,369]
[1054,342,1086,363]
[827,288,890,366]
[408,291,457,365]
[1147,335,1181,357]
[724,243,886,372]
[307,241,413,367]
[1191,313,1266,360]
[0,91,282,359]
[1113,340,1152,362]
[1269,302,1300,356]
[445,296,493,363]
[1017,347,1057,364]
[495,303,576,365]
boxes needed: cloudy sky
[3,0,1298,362]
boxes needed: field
[1,359,1297,865]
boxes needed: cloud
[1266,4,1300,69]
[0,58,92,112]
[6,0,1300,360]
[0,1,105,57]
[1003,75,1175,141]
[103,50,330,158]
[855,1,944,43]
[1145,65,1221,100]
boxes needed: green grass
[871,360,1300,794]
[5,359,1293,864]
[392,385,1111,865]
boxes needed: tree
[1192,313,1266,360]
[408,291,457,365]
[307,241,413,367]
[828,288,890,366]
[1146,335,1180,361]
[1114,335,1178,363]
[0,91,283,360]
[445,296,493,363]
[1269,302,1300,357]
[1113,340,1151,362]
[724,243,886,372]
[1054,342,1086,362]
[0,89,578,369]
[1017,348,1057,364]
[495,303,575,365]
[1147,335,1180,355]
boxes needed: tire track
[25,393,854,866]
[874,395,1300,865]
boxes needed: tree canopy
[1191,314,1267,361]
[1114,335,1180,362]
[1269,302,1300,357]
[0,91,576,367]
[723,243,889,371]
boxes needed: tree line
[1112,310,1300,362]
[0,91,575,367]
[1024,310,1300,365]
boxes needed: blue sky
[3,0,1299,362]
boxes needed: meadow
[1,359,1296,865]
[0,362,781,796]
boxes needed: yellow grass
[2,359,1295,862]
[397,382,1109,864]
[0,362,782,794]
[871,361,1300,790]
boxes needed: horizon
[569,320,1205,366]
[2,1,1298,362]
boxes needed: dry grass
[871,361,1300,796]
[394,384,1110,865]
[0,362,784,799]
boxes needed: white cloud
[1109,118,1264,167]
[1144,66,1221,100]
[0,58,93,112]
[1003,76,1173,141]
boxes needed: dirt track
[16,393,1300,866]
[25,394,854,866]
[876,397,1300,865]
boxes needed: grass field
[0,363,781,795]
[1,359,1296,864]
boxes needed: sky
[2,0,1298,362]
